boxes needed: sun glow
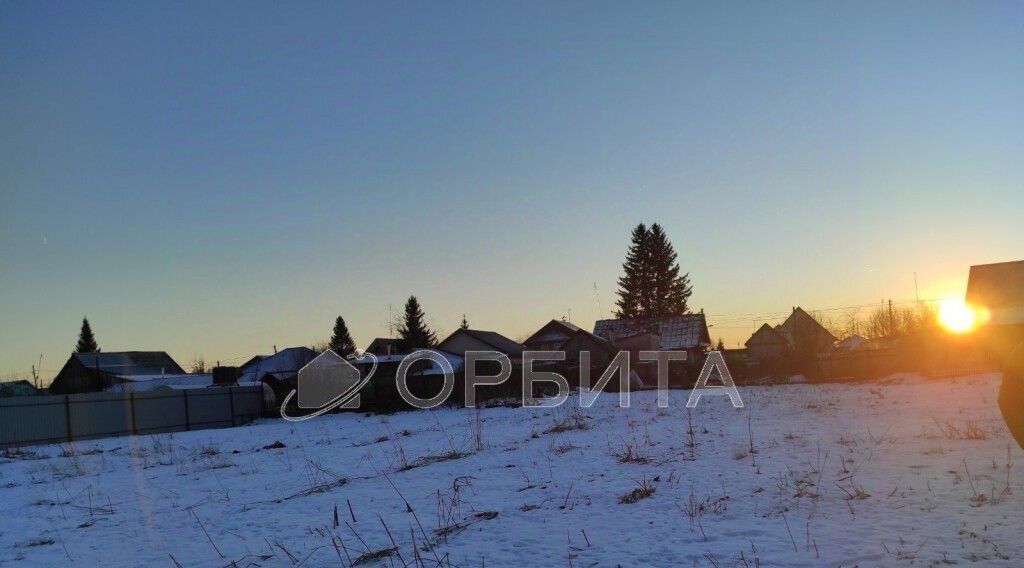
[938,298,977,334]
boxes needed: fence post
[228,387,236,427]
[183,389,191,431]
[130,392,137,435]
[64,395,73,443]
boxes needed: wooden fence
[0,386,263,448]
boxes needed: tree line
[71,221,695,363]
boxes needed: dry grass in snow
[1,372,1022,567]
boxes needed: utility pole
[888,299,895,335]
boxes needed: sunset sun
[938,298,977,334]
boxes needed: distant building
[237,346,317,405]
[835,334,868,352]
[0,380,41,397]
[50,351,187,394]
[238,347,317,385]
[775,307,837,356]
[522,320,582,352]
[593,313,711,364]
[745,323,789,362]
[560,329,619,370]
[436,329,524,358]
[366,338,402,356]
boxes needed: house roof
[561,329,619,356]
[72,351,186,376]
[366,337,401,353]
[776,307,837,344]
[744,323,787,348]
[0,380,40,397]
[440,329,525,356]
[835,334,867,351]
[522,319,582,346]
[966,260,1024,325]
[108,374,213,393]
[593,314,711,350]
[351,350,465,376]
[238,347,316,382]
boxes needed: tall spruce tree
[459,315,470,330]
[397,296,437,351]
[328,315,356,357]
[75,317,99,353]
[614,223,693,319]
[646,223,692,317]
[614,223,651,318]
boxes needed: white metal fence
[0,386,264,448]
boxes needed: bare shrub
[618,478,656,504]
[934,419,989,441]
[544,406,589,435]
[612,438,651,464]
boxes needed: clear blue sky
[2,1,1022,379]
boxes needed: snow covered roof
[72,351,186,376]
[835,335,867,351]
[0,380,40,397]
[593,314,711,350]
[238,347,316,383]
[108,374,213,393]
[351,351,464,376]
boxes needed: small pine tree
[614,223,651,318]
[329,315,356,357]
[75,317,99,353]
[715,337,725,351]
[460,315,470,330]
[397,296,437,351]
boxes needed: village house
[436,328,524,359]
[560,328,618,370]
[0,380,41,397]
[592,313,711,386]
[237,346,317,404]
[593,313,712,363]
[49,351,187,394]
[365,338,402,356]
[774,307,837,356]
[745,323,789,363]
[521,319,582,352]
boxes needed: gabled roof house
[522,320,582,352]
[593,313,711,359]
[437,329,524,358]
[50,351,187,394]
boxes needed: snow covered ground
[2,373,1022,567]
